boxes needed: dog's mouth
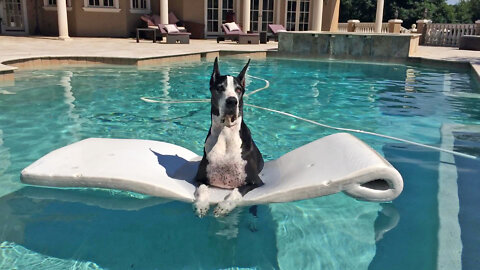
[221,114,238,127]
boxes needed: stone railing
[338,23,348,32]
[356,22,389,33]
[340,21,397,33]
[424,23,476,47]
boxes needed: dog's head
[209,57,250,127]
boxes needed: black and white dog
[194,57,264,217]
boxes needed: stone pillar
[322,0,340,31]
[347,19,359,32]
[236,0,241,23]
[160,0,169,25]
[374,0,384,33]
[476,20,480,35]
[275,0,282,24]
[242,0,251,32]
[56,0,70,40]
[311,0,323,31]
[416,19,431,45]
[388,19,403,33]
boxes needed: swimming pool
[0,58,479,269]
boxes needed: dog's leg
[248,205,259,232]
[194,184,210,218]
[213,181,262,217]
[238,182,262,196]
[213,188,242,217]
[215,209,242,239]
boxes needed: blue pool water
[0,58,479,269]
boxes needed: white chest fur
[205,116,247,189]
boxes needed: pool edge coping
[1,49,479,83]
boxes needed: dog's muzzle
[222,97,238,126]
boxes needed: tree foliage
[339,0,480,28]
[455,0,480,23]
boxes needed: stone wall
[278,32,420,59]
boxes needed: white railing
[424,23,476,47]
[338,23,348,32]
[356,22,388,33]
[336,22,388,33]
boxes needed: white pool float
[20,133,403,205]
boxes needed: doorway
[250,0,274,33]
[285,0,310,31]
[0,0,28,34]
[206,0,235,36]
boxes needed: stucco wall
[23,0,338,38]
[126,13,144,37]
[26,0,133,37]
[37,9,59,36]
[25,0,36,34]
[168,0,184,19]
[73,0,128,37]
[150,0,159,16]
[182,0,204,24]
[28,0,76,36]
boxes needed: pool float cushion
[21,133,403,205]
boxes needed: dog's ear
[237,59,250,87]
[210,57,221,85]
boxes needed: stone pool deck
[411,46,480,81]
[0,36,278,80]
[0,36,479,81]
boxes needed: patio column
[311,0,323,31]
[160,0,169,25]
[322,0,340,31]
[56,0,70,40]
[388,19,403,33]
[275,0,282,24]
[416,19,431,45]
[242,0,251,32]
[374,0,384,33]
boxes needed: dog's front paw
[214,188,242,217]
[194,200,210,218]
[194,184,210,218]
[213,201,235,217]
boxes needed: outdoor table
[136,28,157,43]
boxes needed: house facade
[0,0,340,38]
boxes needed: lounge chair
[140,14,186,31]
[158,24,191,44]
[268,24,287,41]
[140,13,204,39]
[217,22,259,44]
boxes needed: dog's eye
[235,87,242,94]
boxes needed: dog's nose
[225,97,238,107]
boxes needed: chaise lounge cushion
[268,24,286,34]
[225,22,240,32]
[164,24,180,33]
[168,12,180,25]
[140,14,162,29]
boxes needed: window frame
[129,0,151,14]
[42,0,72,11]
[284,0,311,31]
[82,0,121,13]
[205,0,235,36]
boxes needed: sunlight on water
[0,58,479,269]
